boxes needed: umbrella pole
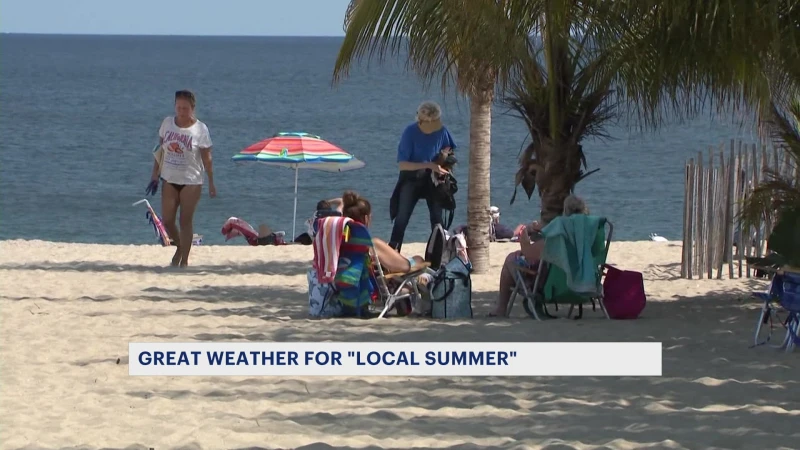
[292,166,299,239]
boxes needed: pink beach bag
[602,264,646,319]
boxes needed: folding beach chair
[506,216,613,320]
[133,199,172,246]
[752,268,800,352]
[369,235,435,318]
[751,270,792,349]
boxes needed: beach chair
[751,270,792,349]
[507,216,613,320]
[782,270,800,352]
[309,218,432,318]
[371,250,434,319]
[133,199,171,246]
[752,268,800,352]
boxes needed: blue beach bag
[430,256,473,319]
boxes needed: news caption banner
[129,342,662,376]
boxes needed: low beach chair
[309,217,374,318]
[371,249,433,319]
[507,215,613,320]
[133,199,171,247]
[751,269,792,349]
[752,268,800,352]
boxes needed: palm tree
[332,0,535,273]
[739,99,800,268]
[505,0,800,222]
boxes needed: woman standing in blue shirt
[388,101,456,251]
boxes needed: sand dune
[1,240,798,450]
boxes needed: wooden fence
[680,139,797,280]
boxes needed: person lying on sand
[453,205,515,242]
[221,198,344,246]
[487,195,590,317]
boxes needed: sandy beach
[1,239,798,449]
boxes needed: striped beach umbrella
[231,132,365,237]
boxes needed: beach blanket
[313,216,352,284]
[221,217,259,246]
[541,214,603,294]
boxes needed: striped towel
[313,216,352,284]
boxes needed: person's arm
[152,121,167,180]
[151,141,162,180]
[399,161,438,171]
[397,126,437,171]
[444,127,457,151]
[200,147,214,184]
[198,124,215,194]
[514,224,544,262]
[327,198,343,212]
[373,238,413,273]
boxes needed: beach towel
[540,214,603,294]
[313,216,353,284]
[221,217,260,246]
[335,221,376,312]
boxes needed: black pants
[389,171,442,252]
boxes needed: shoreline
[2,239,797,449]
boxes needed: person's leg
[257,224,273,237]
[160,181,182,266]
[389,180,421,252]
[491,251,522,316]
[176,185,202,267]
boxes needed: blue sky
[1,0,352,36]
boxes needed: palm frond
[333,0,537,96]
[739,98,800,230]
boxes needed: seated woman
[488,195,590,317]
[341,191,433,316]
[341,191,425,274]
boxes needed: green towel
[540,214,603,294]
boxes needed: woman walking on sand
[388,101,456,252]
[148,90,216,267]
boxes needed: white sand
[1,239,798,450]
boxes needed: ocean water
[0,34,757,246]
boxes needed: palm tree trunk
[466,85,494,274]
[536,139,581,224]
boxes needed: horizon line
[1,31,347,38]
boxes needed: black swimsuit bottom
[161,178,185,192]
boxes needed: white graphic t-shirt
[158,116,213,185]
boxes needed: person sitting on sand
[487,195,590,317]
[453,205,514,242]
[295,198,344,244]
